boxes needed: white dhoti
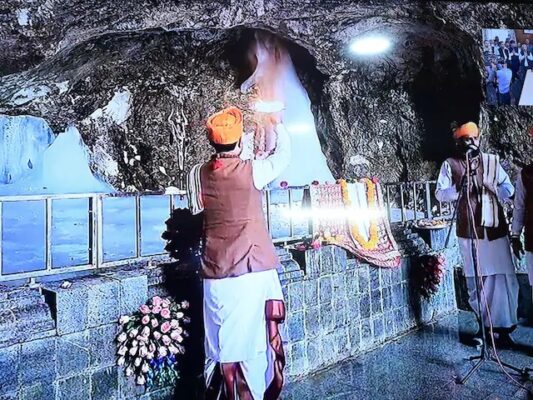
[203,269,284,400]
[459,236,519,329]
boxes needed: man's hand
[510,236,525,260]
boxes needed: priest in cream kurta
[187,107,291,400]
[435,122,518,347]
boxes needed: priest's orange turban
[206,107,243,145]
[453,122,480,140]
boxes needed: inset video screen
[482,28,533,106]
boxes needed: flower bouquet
[415,253,445,299]
[116,296,190,388]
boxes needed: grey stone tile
[91,366,119,400]
[369,267,380,291]
[87,277,120,327]
[20,380,56,400]
[56,332,90,378]
[56,374,90,400]
[19,337,57,385]
[319,276,333,305]
[89,324,117,368]
[304,307,320,339]
[288,282,304,313]
[304,279,319,308]
[287,311,305,342]
[0,344,19,394]
[358,267,370,293]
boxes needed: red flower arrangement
[280,181,288,189]
[416,253,445,299]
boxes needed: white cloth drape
[466,274,519,329]
[203,269,284,400]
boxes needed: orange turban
[453,122,480,140]
[206,107,243,145]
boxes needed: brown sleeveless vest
[446,156,508,241]
[522,164,533,252]
[199,156,279,279]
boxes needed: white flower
[139,346,148,358]
[117,356,126,366]
[117,332,127,343]
[136,374,146,385]
[119,316,130,325]
[162,335,171,346]
[176,312,184,319]
[129,328,139,338]
[168,344,179,355]
[117,346,127,356]
[134,357,142,367]
[125,366,134,377]
[170,331,183,342]
[146,352,154,360]
[153,331,161,340]
[141,326,150,337]
[161,299,171,308]
[129,347,138,356]
[158,347,168,358]
[142,362,150,373]
[170,320,179,329]
[131,340,138,347]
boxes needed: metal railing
[383,181,453,224]
[0,181,450,282]
[0,187,313,282]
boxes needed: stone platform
[0,238,459,399]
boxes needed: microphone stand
[446,152,529,384]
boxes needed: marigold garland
[339,178,380,250]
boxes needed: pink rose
[151,319,159,328]
[161,322,171,334]
[152,296,162,307]
[162,335,171,346]
[160,308,171,319]
[170,320,179,329]
[153,331,161,340]
[152,305,162,315]
[139,305,151,314]
[142,315,150,325]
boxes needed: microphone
[465,146,480,159]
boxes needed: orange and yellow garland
[339,178,380,250]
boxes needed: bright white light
[350,37,391,55]
[253,100,284,113]
[286,122,314,134]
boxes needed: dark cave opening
[410,45,483,165]
[223,27,328,107]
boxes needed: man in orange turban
[511,127,533,304]
[187,106,291,399]
[436,122,518,348]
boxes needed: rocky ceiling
[0,0,532,190]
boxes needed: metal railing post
[412,183,418,222]
[288,189,294,238]
[385,185,391,223]
[400,183,406,223]
[0,201,3,277]
[425,181,432,219]
[45,198,53,271]
[135,195,142,258]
